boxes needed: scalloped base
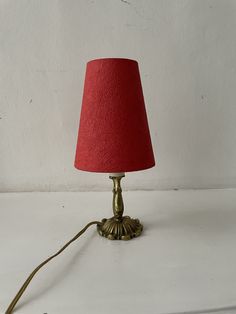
[97,216,143,240]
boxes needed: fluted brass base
[97,216,143,240]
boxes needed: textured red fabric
[74,58,155,172]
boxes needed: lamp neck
[109,174,125,221]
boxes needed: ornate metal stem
[111,175,124,220]
[97,174,143,240]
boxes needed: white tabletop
[1,189,236,314]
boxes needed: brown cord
[5,220,101,314]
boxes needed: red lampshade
[74,58,155,173]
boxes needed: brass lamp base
[97,216,143,240]
[97,174,143,240]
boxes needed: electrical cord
[5,220,236,314]
[5,220,101,314]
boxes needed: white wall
[1,0,236,192]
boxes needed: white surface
[1,0,236,192]
[1,189,236,314]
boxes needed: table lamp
[75,57,155,240]
[5,58,155,314]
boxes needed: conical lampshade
[74,58,155,173]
